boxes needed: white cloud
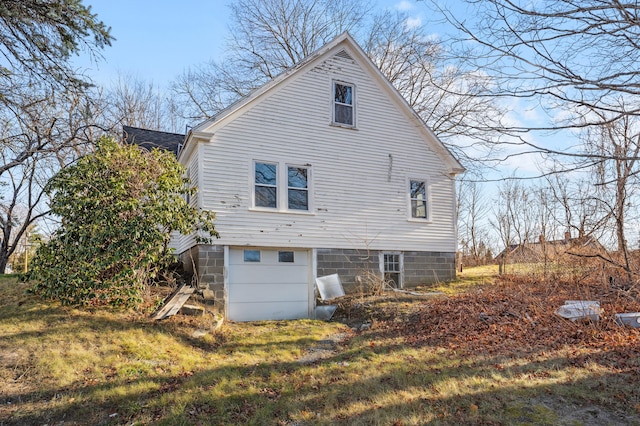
[405,16,422,28]
[395,0,414,12]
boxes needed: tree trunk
[614,147,633,283]
[0,248,9,274]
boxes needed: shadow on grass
[3,278,640,425]
[3,329,640,425]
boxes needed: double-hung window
[382,253,402,288]
[409,179,429,220]
[255,162,278,208]
[287,166,309,210]
[333,81,354,126]
[253,161,311,212]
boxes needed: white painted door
[227,248,311,321]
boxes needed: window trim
[253,161,279,210]
[407,177,432,222]
[286,164,310,211]
[250,160,314,214]
[332,80,355,128]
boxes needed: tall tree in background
[582,107,640,279]
[362,10,504,164]
[0,0,111,89]
[438,0,640,140]
[433,0,640,267]
[457,180,493,266]
[172,0,371,122]
[0,0,112,273]
[491,180,538,251]
[171,0,505,168]
[103,73,182,133]
[0,77,104,273]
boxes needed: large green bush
[29,137,218,307]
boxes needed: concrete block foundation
[179,245,456,313]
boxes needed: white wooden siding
[186,50,458,253]
[170,151,200,253]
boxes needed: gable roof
[181,32,465,174]
[494,235,605,262]
[123,126,185,155]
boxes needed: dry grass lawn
[2,265,640,425]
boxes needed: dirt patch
[296,332,351,364]
[518,396,639,426]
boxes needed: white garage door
[227,248,311,321]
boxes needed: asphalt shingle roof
[122,126,185,156]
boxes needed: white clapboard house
[162,32,464,321]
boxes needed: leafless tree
[428,0,640,279]
[103,73,182,133]
[436,0,640,134]
[363,10,505,165]
[0,77,103,273]
[171,63,232,124]
[457,180,493,266]
[171,0,372,123]
[581,107,640,279]
[171,0,366,120]
[227,0,372,81]
[545,173,610,244]
[491,179,550,272]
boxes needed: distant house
[130,33,465,321]
[494,233,605,264]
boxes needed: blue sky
[76,0,426,88]
[75,0,229,85]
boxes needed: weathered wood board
[152,285,196,320]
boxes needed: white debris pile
[555,300,602,322]
[614,312,640,328]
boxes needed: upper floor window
[287,166,309,210]
[333,81,354,126]
[255,162,278,208]
[409,179,429,220]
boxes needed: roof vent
[335,49,353,61]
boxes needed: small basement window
[382,253,402,288]
[333,81,354,126]
[243,250,261,262]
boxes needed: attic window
[333,81,354,126]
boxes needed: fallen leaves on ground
[375,273,640,373]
